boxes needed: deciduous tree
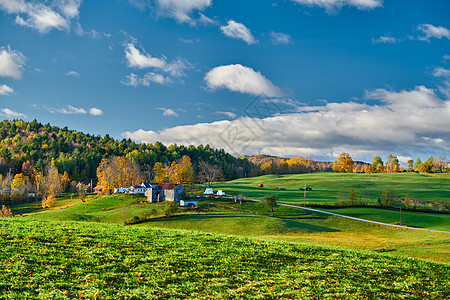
[153,162,167,183]
[332,153,354,173]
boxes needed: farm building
[114,187,130,193]
[180,200,198,207]
[145,184,163,203]
[217,190,225,196]
[93,185,102,193]
[146,183,185,202]
[130,185,147,194]
[204,188,214,195]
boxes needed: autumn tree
[167,155,193,185]
[11,173,26,204]
[407,159,414,172]
[97,156,144,194]
[372,156,384,173]
[332,153,354,173]
[44,165,64,197]
[198,161,223,186]
[153,162,167,183]
[385,154,400,173]
[0,205,13,217]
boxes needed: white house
[114,187,130,193]
[130,185,147,194]
[217,190,225,196]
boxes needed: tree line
[332,153,449,174]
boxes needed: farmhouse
[144,183,163,203]
[145,183,185,202]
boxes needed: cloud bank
[290,0,382,13]
[123,85,450,161]
[0,0,82,33]
[49,105,103,116]
[204,64,283,97]
[129,0,212,25]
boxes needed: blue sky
[0,0,449,163]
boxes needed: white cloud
[65,70,79,77]
[50,105,86,114]
[49,105,104,116]
[0,84,14,96]
[221,20,257,45]
[433,67,450,78]
[89,107,103,116]
[290,0,382,13]
[129,0,212,25]
[372,35,397,44]
[205,64,283,97]
[123,85,450,161]
[0,46,26,80]
[0,108,26,119]
[121,72,170,87]
[417,24,450,41]
[270,31,292,45]
[158,107,178,117]
[125,43,166,69]
[215,111,237,119]
[444,55,450,60]
[124,43,189,77]
[0,0,82,33]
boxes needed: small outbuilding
[204,188,214,195]
[216,190,225,196]
[180,199,198,207]
[259,184,264,187]
[93,185,102,193]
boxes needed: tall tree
[372,156,384,173]
[385,154,400,173]
[167,155,193,185]
[153,162,167,183]
[97,156,144,193]
[332,153,354,173]
[198,161,222,187]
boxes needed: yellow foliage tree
[167,155,193,185]
[332,153,354,173]
[97,156,144,193]
[153,162,167,183]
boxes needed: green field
[1,218,449,299]
[213,172,450,205]
[21,195,450,263]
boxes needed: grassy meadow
[1,218,449,299]
[213,172,450,205]
[18,195,450,263]
[1,172,449,298]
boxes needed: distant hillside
[0,119,249,183]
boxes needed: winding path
[245,199,450,234]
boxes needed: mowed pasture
[214,172,450,205]
[0,218,449,299]
[21,195,450,263]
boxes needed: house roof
[142,182,158,188]
[158,183,178,190]
[93,185,102,190]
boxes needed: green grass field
[0,218,449,299]
[21,195,450,263]
[213,172,450,205]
